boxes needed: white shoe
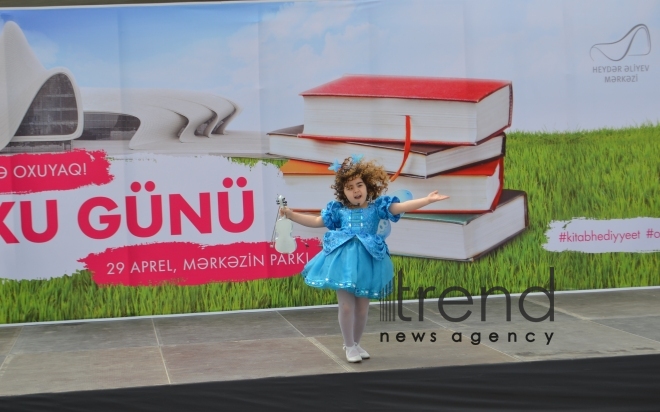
[343,344,362,363]
[355,343,370,359]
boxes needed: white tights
[336,289,370,347]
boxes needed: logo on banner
[590,24,651,83]
[376,268,556,347]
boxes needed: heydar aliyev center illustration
[0,22,267,155]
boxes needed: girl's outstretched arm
[280,207,326,228]
[389,191,449,215]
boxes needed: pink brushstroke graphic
[0,150,113,195]
[79,238,323,286]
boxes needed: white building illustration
[0,22,266,155]
[0,22,83,151]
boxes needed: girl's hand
[280,206,291,219]
[426,190,449,204]
[389,191,449,214]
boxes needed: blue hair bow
[327,154,364,173]
[328,160,342,172]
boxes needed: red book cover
[299,75,513,145]
[300,75,511,102]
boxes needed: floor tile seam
[578,313,660,321]
[159,335,327,349]
[541,301,660,341]
[274,311,306,338]
[306,337,354,373]
[0,326,23,373]
[0,381,172,399]
[375,305,457,333]
[365,327,450,334]
[0,304,343,329]
[7,344,163,356]
[156,331,306,347]
[152,319,172,385]
[151,318,165,347]
[521,301,660,347]
[588,319,660,346]
[396,305,452,331]
[0,354,11,381]
[419,298,659,337]
[521,298,590,321]
[402,305,523,363]
[3,286,658,329]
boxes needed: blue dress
[301,196,401,299]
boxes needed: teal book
[294,190,527,261]
[387,190,527,261]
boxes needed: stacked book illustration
[268,75,528,261]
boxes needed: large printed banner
[0,0,659,322]
[0,151,319,283]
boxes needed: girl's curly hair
[331,156,389,206]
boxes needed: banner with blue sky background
[0,0,658,323]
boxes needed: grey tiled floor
[0,288,659,396]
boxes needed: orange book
[280,158,503,214]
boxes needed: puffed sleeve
[374,195,401,222]
[320,200,342,230]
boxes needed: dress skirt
[301,238,394,299]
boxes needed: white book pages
[302,85,511,144]
[282,164,501,212]
[268,133,505,177]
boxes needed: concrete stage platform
[1,288,659,397]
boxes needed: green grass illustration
[1,124,659,323]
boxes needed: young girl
[281,156,448,363]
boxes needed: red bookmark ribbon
[390,115,412,182]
